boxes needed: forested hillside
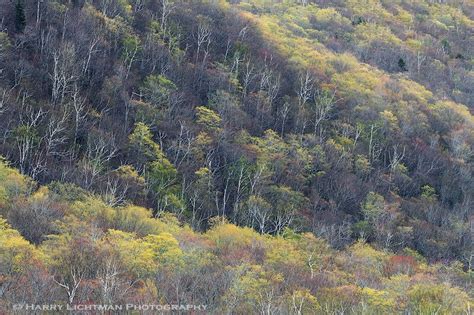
[0,0,473,312]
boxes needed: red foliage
[384,255,418,276]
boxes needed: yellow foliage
[0,217,38,274]
[265,237,305,269]
[143,232,184,268]
[346,0,392,22]
[70,196,115,224]
[348,241,389,281]
[287,288,321,314]
[361,287,396,312]
[312,7,351,28]
[0,158,30,206]
[195,106,222,134]
[223,264,284,313]
[407,283,472,315]
[106,229,156,277]
[114,205,165,236]
[355,23,402,46]
[206,223,263,251]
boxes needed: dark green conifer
[15,0,26,32]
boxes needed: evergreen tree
[398,58,407,72]
[14,0,26,32]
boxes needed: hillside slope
[0,0,473,311]
[0,156,472,313]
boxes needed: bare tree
[123,38,139,80]
[82,36,100,76]
[296,71,314,135]
[102,177,128,207]
[171,121,194,168]
[247,195,271,234]
[69,84,87,146]
[50,43,77,105]
[131,0,146,13]
[53,267,84,304]
[14,93,45,175]
[241,59,256,98]
[44,110,69,157]
[311,90,337,140]
[368,124,383,164]
[195,21,212,66]
[159,0,175,35]
[97,256,120,304]
[278,100,290,136]
[79,135,117,189]
[388,145,406,173]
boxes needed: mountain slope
[0,0,473,311]
[0,156,472,313]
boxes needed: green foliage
[141,75,176,108]
[48,181,90,203]
[195,106,222,134]
[354,154,372,177]
[128,123,181,212]
[0,158,472,312]
[0,32,11,58]
[407,284,471,314]
[147,156,178,195]
[121,33,140,59]
[398,58,407,71]
[361,192,385,222]
[0,0,473,310]
[128,122,170,170]
[421,185,437,201]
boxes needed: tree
[398,58,407,72]
[0,157,30,208]
[121,34,140,79]
[361,192,385,223]
[188,167,217,229]
[147,157,180,214]
[407,284,471,314]
[245,195,271,234]
[128,122,163,171]
[195,106,222,135]
[159,0,175,35]
[7,187,62,244]
[14,0,26,32]
[103,165,146,206]
[286,289,321,315]
[361,287,396,313]
[42,224,100,303]
[103,229,156,279]
[310,89,336,139]
[144,232,183,270]
[0,217,40,299]
[277,186,307,233]
[223,264,284,314]
[354,192,387,240]
[141,75,177,111]
[127,123,180,213]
